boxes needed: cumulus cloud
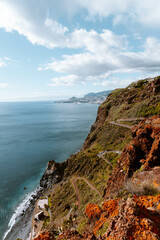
[75,0,160,27]
[41,33,160,86]
[1,0,160,89]
[0,0,68,48]
[0,0,160,49]
[48,75,78,86]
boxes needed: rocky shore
[3,187,43,240]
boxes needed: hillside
[55,90,111,104]
[28,76,160,240]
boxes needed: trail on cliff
[117,117,145,122]
[110,118,146,129]
[71,177,102,208]
[110,121,132,129]
[71,178,81,209]
[98,150,122,167]
[75,177,102,196]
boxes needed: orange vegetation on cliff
[102,199,119,217]
[85,194,160,239]
[105,117,160,198]
[85,204,103,219]
[33,231,55,240]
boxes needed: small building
[34,211,44,221]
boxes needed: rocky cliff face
[105,116,160,199]
[40,160,67,188]
[33,76,160,240]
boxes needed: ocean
[0,101,98,239]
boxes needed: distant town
[55,90,112,104]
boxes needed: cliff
[31,76,160,240]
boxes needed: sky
[0,0,160,101]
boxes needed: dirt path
[98,150,122,168]
[98,152,113,167]
[117,117,145,122]
[71,178,81,209]
[71,177,102,209]
[110,121,132,129]
[75,177,101,196]
[110,117,145,129]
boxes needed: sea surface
[0,101,98,239]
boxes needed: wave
[3,186,42,240]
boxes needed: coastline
[3,187,43,240]
[3,154,82,240]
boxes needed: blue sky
[0,0,160,101]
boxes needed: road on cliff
[110,117,145,129]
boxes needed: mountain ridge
[55,90,111,104]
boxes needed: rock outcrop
[40,160,67,188]
[105,116,160,198]
[85,196,160,239]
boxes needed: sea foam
[3,187,41,240]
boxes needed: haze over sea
[0,101,98,239]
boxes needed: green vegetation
[48,195,52,208]
[76,217,88,234]
[75,179,102,233]
[49,180,76,226]
[42,216,50,229]
[97,220,109,236]
[128,79,148,89]
[64,147,112,192]
[41,76,160,234]
[137,102,160,117]
[95,124,132,151]
[104,152,120,169]
[77,179,101,211]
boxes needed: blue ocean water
[0,101,98,239]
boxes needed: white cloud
[1,1,160,90]
[0,1,68,48]
[93,72,160,89]
[0,0,160,50]
[48,75,78,86]
[93,78,133,89]
[0,83,8,88]
[43,35,160,86]
[75,0,160,27]
[41,29,126,84]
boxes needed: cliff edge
[29,76,160,240]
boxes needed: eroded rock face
[85,195,160,240]
[40,160,67,188]
[105,116,160,198]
